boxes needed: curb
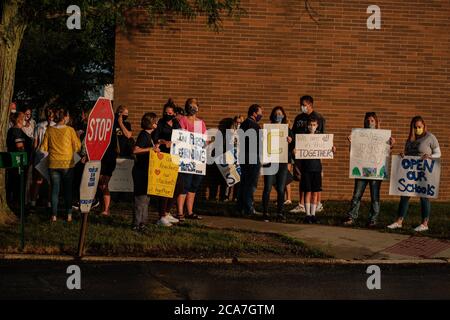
[1,254,449,265]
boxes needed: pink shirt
[179,116,207,134]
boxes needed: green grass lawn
[196,199,450,240]
[0,209,326,259]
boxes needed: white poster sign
[295,134,334,159]
[215,150,241,186]
[109,158,134,192]
[262,124,289,164]
[80,160,102,213]
[171,129,207,175]
[389,155,441,199]
[349,129,391,180]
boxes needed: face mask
[186,105,198,116]
[163,114,175,122]
[308,125,318,133]
[301,105,308,113]
[369,123,377,129]
[122,115,128,121]
[255,114,263,122]
[235,123,241,129]
[415,127,424,136]
[275,115,284,123]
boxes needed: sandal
[186,213,202,220]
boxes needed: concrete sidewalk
[199,216,450,261]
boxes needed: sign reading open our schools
[389,155,441,199]
[262,124,289,164]
[295,134,334,159]
[349,129,391,180]
[170,129,207,175]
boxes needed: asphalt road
[1,260,449,300]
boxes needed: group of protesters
[6,95,441,233]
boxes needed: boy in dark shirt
[300,116,335,223]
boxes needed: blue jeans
[49,168,74,216]
[262,163,288,215]
[398,196,430,221]
[347,179,381,223]
[237,164,261,214]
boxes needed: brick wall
[114,0,450,202]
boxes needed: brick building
[114,0,450,202]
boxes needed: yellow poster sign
[148,150,179,197]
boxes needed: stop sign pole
[77,97,114,258]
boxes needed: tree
[0,0,242,225]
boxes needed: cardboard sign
[295,134,334,159]
[170,129,207,175]
[262,124,289,164]
[148,150,179,198]
[349,129,391,180]
[109,158,134,192]
[389,155,441,199]
[215,150,241,186]
[35,153,81,182]
[80,160,102,213]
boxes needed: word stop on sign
[87,118,112,141]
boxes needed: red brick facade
[114,0,450,201]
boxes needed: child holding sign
[387,116,441,232]
[300,116,336,223]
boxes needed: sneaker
[343,218,354,226]
[91,198,100,209]
[156,216,173,227]
[186,213,202,220]
[166,213,179,224]
[304,216,312,224]
[367,221,377,228]
[311,215,317,224]
[284,200,292,205]
[132,225,140,232]
[387,222,403,229]
[316,202,324,212]
[414,224,429,232]
[290,204,306,213]
[72,202,80,211]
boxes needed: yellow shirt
[40,125,81,169]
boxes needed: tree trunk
[0,1,27,225]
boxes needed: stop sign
[85,97,114,161]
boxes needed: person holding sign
[344,112,395,227]
[387,116,441,232]
[131,112,160,231]
[299,116,335,223]
[40,108,81,222]
[261,106,292,220]
[176,98,207,220]
[290,95,326,214]
[152,100,183,226]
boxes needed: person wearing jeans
[261,106,292,219]
[40,107,81,222]
[347,179,381,225]
[49,168,74,219]
[388,115,441,232]
[344,112,394,227]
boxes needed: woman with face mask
[151,99,183,227]
[40,107,81,222]
[261,106,293,220]
[388,116,441,232]
[344,112,395,227]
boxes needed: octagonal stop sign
[85,98,114,161]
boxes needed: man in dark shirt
[236,104,263,216]
[290,95,326,214]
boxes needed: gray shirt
[405,132,440,157]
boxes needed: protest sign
[295,134,334,159]
[262,124,289,164]
[170,129,207,175]
[389,155,441,199]
[35,153,81,182]
[349,129,391,180]
[109,158,134,192]
[215,150,241,186]
[148,150,179,198]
